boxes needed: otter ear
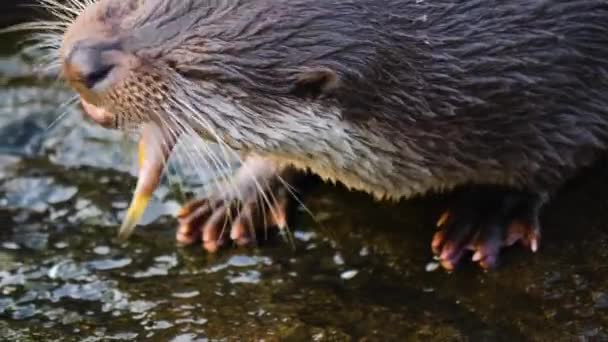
[292,67,340,99]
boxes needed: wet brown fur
[56,0,608,202]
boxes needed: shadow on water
[0,16,607,342]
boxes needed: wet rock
[68,199,115,227]
[146,320,174,331]
[1,177,77,213]
[93,246,111,255]
[132,254,178,278]
[2,242,20,250]
[593,292,608,310]
[170,334,207,342]
[51,279,120,304]
[10,304,37,320]
[171,291,200,299]
[228,270,262,284]
[128,300,159,314]
[0,116,47,156]
[13,232,49,250]
[43,117,134,173]
[340,269,359,280]
[129,198,181,227]
[87,258,132,271]
[205,255,273,274]
[0,154,19,178]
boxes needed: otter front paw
[431,187,543,271]
[174,157,295,252]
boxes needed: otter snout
[64,40,120,92]
[61,33,144,129]
[62,39,127,128]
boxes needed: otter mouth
[81,99,116,128]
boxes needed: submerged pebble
[88,258,132,271]
[2,242,20,250]
[425,262,440,272]
[1,177,77,213]
[340,270,358,280]
[48,260,90,280]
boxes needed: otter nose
[64,40,120,91]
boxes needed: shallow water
[1,31,608,341]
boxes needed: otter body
[46,0,608,269]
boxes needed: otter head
[61,0,172,130]
[59,0,345,152]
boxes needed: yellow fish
[118,123,175,241]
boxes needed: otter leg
[175,156,297,252]
[431,186,543,271]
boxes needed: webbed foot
[432,186,543,271]
[176,156,297,252]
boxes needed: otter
[19,0,608,271]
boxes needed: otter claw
[431,187,543,271]
[175,157,295,252]
[176,193,290,252]
[436,210,450,228]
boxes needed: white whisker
[169,99,242,196]
[45,94,79,132]
[169,100,250,227]
[174,98,299,243]
[164,110,227,193]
